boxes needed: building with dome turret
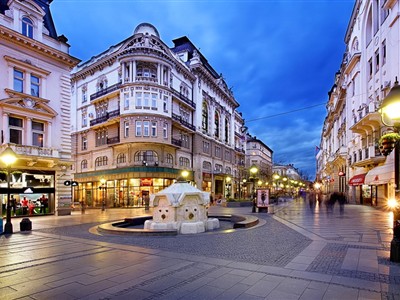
[70,23,247,207]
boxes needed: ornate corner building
[70,23,247,208]
[317,0,400,206]
[0,0,80,215]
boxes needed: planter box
[57,207,72,216]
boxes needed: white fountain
[144,178,219,234]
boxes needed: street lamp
[379,79,400,262]
[249,165,259,213]
[181,170,189,182]
[0,146,17,234]
[99,178,106,211]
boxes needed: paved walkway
[1,199,400,299]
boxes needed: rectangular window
[124,121,129,138]
[13,69,24,93]
[144,92,150,107]
[30,75,40,97]
[135,121,142,136]
[181,134,189,148]
[163,123,168,138]
[368,58,373,79]
[151,121,157,137]
[151,93,157,109]
[203,141,210,154]
[32,121,44,147]
[143,121,150,136]
[375,50,379,73]
[82,114,87,127]
[135,92,142,107]
[82,89,87,103]
[82,137,87,150]
[124,93,129,110]
[382,40,386,65]
[163,95,168,112]
[215,146,221,158]
[9,116,23,144]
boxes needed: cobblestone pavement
[0,199,400,299]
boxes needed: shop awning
[348,173,366,186]
[365,165,393,185]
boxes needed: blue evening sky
[52,0,355,179]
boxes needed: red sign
[141,178,153,186]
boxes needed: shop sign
[141,178,153,186]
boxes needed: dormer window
[22,17,34,38]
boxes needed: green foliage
[379,132,400,144]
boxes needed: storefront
[348,173,367,204]
[74,166,190,208]
[364,165,393,207]
[0,170,55,217]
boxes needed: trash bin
[20,218,32,231]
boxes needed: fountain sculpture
[144,178,219,234]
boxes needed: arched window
[214,111,220,138]
[225,167,231,175]
[134,150,158,163]
[117,153,126,164]
[166,153,173,164]
[179,157,190,168]
[95,156,108,167]
[136,62,157,79]
[366,7,373,46]
[22,17,33,38]
[202,161,211,170]
[225,117,229,143]
[202,102,208,131]
[81,160,88,169]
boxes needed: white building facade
[317,0,400,206]
[70,23,248,207]
[0,0,79,216]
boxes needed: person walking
[308,189,317,212]
[338,192,347,216]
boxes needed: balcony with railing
[90,83,121,101]
[171,138,182,147]
[171,89,196,109]
[107,136,120,145]
[171,113,196,131]
[351,145,385,167]
[1,144,60,160]
[90,109,120,126]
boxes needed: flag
[315,146,320,156]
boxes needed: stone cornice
[191,64,239,108]
[0,26,80,69]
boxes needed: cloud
[51,0,354,179]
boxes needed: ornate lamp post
[379,80,400,262]
[249,165,259,213]
[0,146,18,234]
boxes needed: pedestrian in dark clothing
[338,192,347,216]
[327,192,338,215]
[308,189,317,212]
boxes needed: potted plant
[379,132,400,156]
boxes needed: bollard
[20,218,32,231]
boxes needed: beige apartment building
[70,23,247,208]
[317,0,400,206]
[0,0,79,216]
